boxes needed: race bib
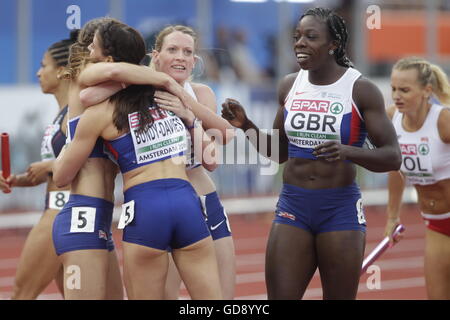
[70,207,96,233]
[118,200,135,229]
[41,124,60,161]
[400,142,434,184]
[284,99,344,148]
[128,108,187,164]
[49,191,70,210]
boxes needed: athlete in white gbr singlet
[385,57,450,299]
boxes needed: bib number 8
[70,207,96,232]
[49,191,70,210]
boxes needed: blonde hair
[393,57,450,105]
[63,17,119,80]
[149,25,198,73]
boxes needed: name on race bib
[128,108,187,164]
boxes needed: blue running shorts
[122,178,211,250]
[52,194,115,255]
[201,191,232,240]
[274,182,366,234]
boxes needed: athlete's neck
[308,62,347,86]
[53,80,70,109]
[402,102,432,132]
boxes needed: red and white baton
[361,224,405,275]
[1,133,11,193]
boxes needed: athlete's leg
[11,209,62,300]
[60,249,109,300]
[424,229,450,299]
[265,223,317,300]
[164,253,182,299]
[54,265,64,298]
[105,249,124,300]
[122,242,169,300]
[214,236,236,299]
[315,230,365,300]
[172,236,222,300]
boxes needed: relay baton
[1,133,11,193]
[361,224,405,275]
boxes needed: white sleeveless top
[184,82,202,170]
[284,67,366,159]
[393,104,450,185]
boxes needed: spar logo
[291,99,330,113]
[400,144,417,155]
[418,144,429,155]
[330,102,344,115]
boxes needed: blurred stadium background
[4,0,450,216]
[0,0,449,299]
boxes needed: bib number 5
[118,200,135,229]
[70,207,96,232]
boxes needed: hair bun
[69,29,80,41]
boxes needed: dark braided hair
[48,29,79,67]
[300,7,353,68]
[96,20,155,134]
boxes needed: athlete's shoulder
[386,104,397,120]
[190,82,215,98]
[437,105,450,143]
[278,72,299,104]
[352,76,384,111]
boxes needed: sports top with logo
[183,82,202,170]
[105,103,188,173]
[284,68,367,159]
[40,105,68,161]
[393,104,450,185]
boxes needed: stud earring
[329,49,334,55]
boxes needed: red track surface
[0,204,426,300]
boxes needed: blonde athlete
[385,57,450,299]
[55,19,222,299]
[79,25,236,299]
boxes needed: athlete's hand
[0,171,13,193]
[313,141,348,161]
[221,98,249,129]
[384,217,403,246]
[154,90,195,124]
[26,161,51,185]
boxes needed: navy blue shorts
[201,191,232,240]
[52,194,115,255]
[122,178,211,250]
[274,183,366,234]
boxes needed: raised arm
[178,83,235,145]
[78,62,181,95]
[154,90,218,171]
[221,73,294,163]
[80,81,124,107]
[53,104,109,187]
